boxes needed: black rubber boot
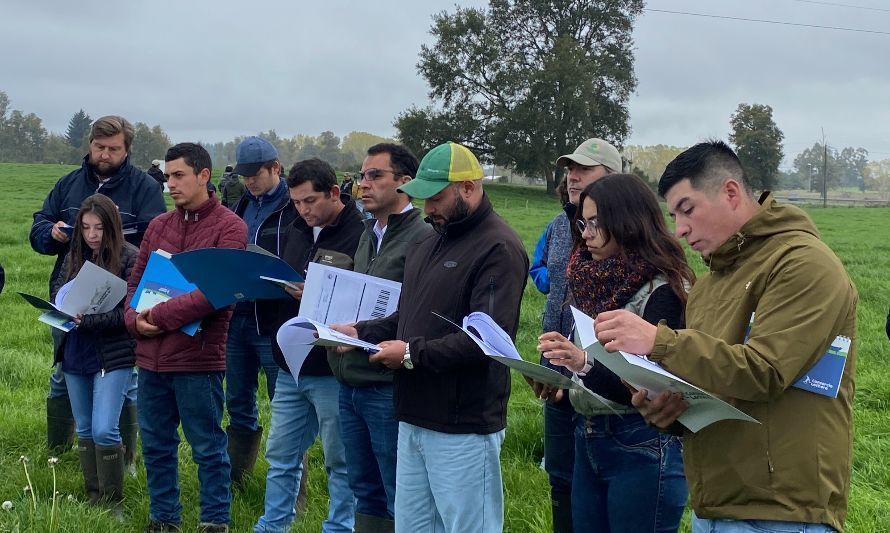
[226,425,263,486]
[551,488,573,533]
[47,396,76,454]
[143,520,182,532]
[96,443,125,520]
[119,401,139,470]
[354,512,395,533]
[77,439,100,505]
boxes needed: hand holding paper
[538,331,587,373]
[570,305,759,432]
[593,309,658,355]
[277,317,380,386]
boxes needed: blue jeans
[64,369,131,446]
[395,422,505,533]
[254,373,354,533]
[225,313,279,431]
[692,515,837,533]
[50,362,138,403]
[544,400,576,494]
[138,369,230,525]
[572,414,687,533]
[339,383,398,519]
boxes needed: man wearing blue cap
[224,136,297,485]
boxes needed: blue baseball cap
[234,136,279,176]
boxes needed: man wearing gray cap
[527,137,621,532]
[226,136,297,484]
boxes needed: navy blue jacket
[232,179,298,334]
[29,155,166,291]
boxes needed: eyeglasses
[575,218,599,234]
[358,168,400,182]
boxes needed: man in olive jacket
[327,143,430,532]
[595,141,857,533]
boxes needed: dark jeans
[572,414,687,533]
[339,383,398,519]
[544,399,576,494]
[225,313,279,431]
[138,369,231,525]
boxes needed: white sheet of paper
[58,261,127,316]
[434,311,613,405]
[299,263,401,324]
[260,276,300,291]
[569,306,759,432]
[276,316,380,386]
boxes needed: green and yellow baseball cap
[398,142,484,199]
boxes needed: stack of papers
[19,261,127,332]
[437,311,618,409]
[299,263,401,324]
[277,317,380,385]
[570,306,759,432]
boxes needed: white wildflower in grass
[2,501,13,510]
[66,494,75,502]
[20,455,36,511]
[49,456,59,530]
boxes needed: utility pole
[822,128,828,208]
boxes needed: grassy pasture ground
[0,163,887,532]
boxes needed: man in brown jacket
[594,141,857,533]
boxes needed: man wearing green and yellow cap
[332,142,529,532]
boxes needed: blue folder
[170,248,304,309]
[130,252,201,336]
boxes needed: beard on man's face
[88,157,123,178]
[430,192,470,232]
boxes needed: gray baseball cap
[555,138,622,172]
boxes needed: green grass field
[0,163,887,532]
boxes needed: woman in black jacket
[50,194,138,510]
[538,174,695,533]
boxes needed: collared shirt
[373,203,414,253]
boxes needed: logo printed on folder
[744,312,849,398]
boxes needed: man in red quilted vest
[125,143,247,533]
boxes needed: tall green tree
[65,109,92,148]
[728,103,784,191]
[394,0,643,193]
[0,109,48,163]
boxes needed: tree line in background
[0,90,394,174]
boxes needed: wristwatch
[402,342,414,369]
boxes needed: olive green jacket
[650,193,857,531]
[327,207,431,386]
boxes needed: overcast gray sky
[2,0,889,167]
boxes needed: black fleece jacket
[358,194,529,434]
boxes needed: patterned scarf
[567,247,659,316]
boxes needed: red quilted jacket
[125,196,247,372]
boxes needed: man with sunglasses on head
[526,137,620,532]
[326,143,430,532]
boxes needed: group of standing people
[26,114,859,533]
